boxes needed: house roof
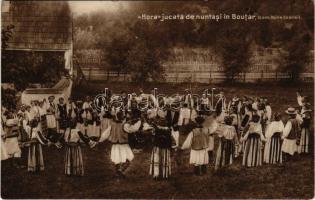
[1,1,72,51]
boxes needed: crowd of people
[1,88,313,180]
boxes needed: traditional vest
[108,122,128,144]
[287,119,299,140]
[191,128,208,150]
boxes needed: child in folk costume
[102,111,142,178]
[23,119,50,173]
[64,119,97,176]
[297,104,312,154]
[3,113,22,167]
[241,115,266,167]
[214,116,239,171]
[150,118,173,180]
[263,113,284,164]
[181,116,209,175]
[281,107,302,161]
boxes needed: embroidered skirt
[281,138,297,155]
[65,144,84,176]
[28,142,44,172]
[111,144,134,164]
[4,137,21,158]
[263,134,282,164]
[149,147,171,179]
[242,135,263,167]
[46,114,57,129]
[298,128,309,154]
[190,149,209,166]
[215,138,234,170]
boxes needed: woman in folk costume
[281,107,302,161]
[200,93,210,116]
[181,116,209,175]
[241,115,266,167]
[101,108,112,135]
[64,119,97,176]
[214,116,239,171]
[74,100,85,133]
[215,91,227,123]
[23,119,50,173]
[102,111,142,178]
[38,100,48,136]
[66,98,77,120]
[203,112,218,163]
[82,107,93,137]
[1,123,9,161]
[17,104,29,142]
[238,104,253,155]
[263,113,284,164]
[149,118,172,180]
[89,110,101,141]
[45,96,58,142]
[3,112,23,167]
[57,97,68,133]
[297,103,312,154]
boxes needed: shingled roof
[1,1,72,51]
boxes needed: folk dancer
[214,116,239,171]
[263,113,284,164]
[281,107,302,162]
[181,116,209,175]
[64,119,97,176]
[241,115,266,167]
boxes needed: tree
[280,32,311,82]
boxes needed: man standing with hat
[281,107,302,162]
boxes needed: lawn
[1,82,314,199]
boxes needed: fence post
[209,70,212,84]
[243,72,246,83]
[107,70,109,81]
[89,67,91,81]
[261,70,263,79]
[275,70,278,81]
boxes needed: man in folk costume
[23,119,51,173]
[215,91,227,123]
[204,111,218,163]
[165,98,180,129]
[66,97,77,120]
[181,116,209,175]
[102,111,142,178]
[297,103,312,154]
[281,107,302,162]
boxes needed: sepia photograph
[1,0,314,199]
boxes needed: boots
[201,165,207,174]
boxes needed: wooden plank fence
[80,67,314,83]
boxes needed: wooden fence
[80,67,314,83]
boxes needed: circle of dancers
[1,88,312,180]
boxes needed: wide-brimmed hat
[48,96,55,100]
[302,103,312,113]
[285,107,297,115]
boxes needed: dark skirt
[215,138,235,170]
[263,133,282,164]
[64,143,84,176]
[28,142,44,172]
[242,133,263,167]
[149,147,171,179]
[40,115,48,136]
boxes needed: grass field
[2,82,314,199]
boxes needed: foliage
[2,51,65,90]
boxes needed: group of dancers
[1,88,312,179]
